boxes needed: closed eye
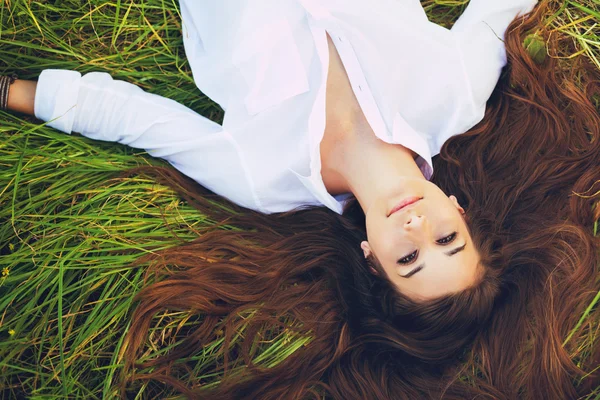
[437,232,457,245]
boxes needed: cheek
[364,215,378,243]
[365,209,390,237]
[367,228,396,262]
[429,202,460,224]
[379,231,416,264]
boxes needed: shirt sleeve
[33,69,262,211]
[451,0,538,107]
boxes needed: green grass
[0,0,598,398]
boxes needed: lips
[387,196,422,217]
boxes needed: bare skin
[320,33,420,195]
[7,79,36,115]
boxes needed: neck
[320,117,426,214]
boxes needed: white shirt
[34,0,537,214]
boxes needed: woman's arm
[4,69,260,211]
[27,69,226,147]
[7,79,36,115]
[6,69,228,166]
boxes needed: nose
[404,214,425,230]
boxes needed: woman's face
[362,179,481,301]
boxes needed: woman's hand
[7,79,37,116]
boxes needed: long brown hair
[120,2,600,398]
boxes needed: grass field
[0,0,599,398]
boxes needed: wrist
[7,79,37,116]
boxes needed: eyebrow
[399,243,468,278]
[445,243,467,256]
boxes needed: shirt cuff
[34,69,82,134]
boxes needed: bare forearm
[7,79,37,116]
